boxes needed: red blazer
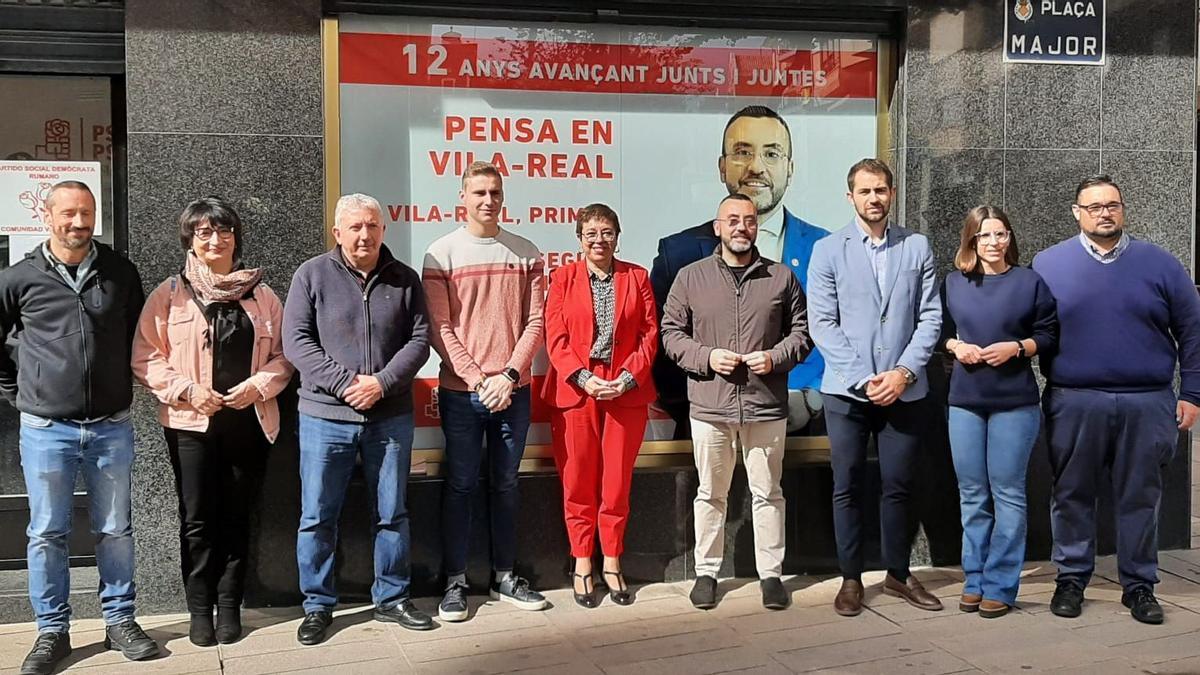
[541,259,658,409]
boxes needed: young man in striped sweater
[422,162,547,622]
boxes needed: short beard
[857,207,889,226]
[1089,224,1121,239]
[59,234,92,250]
[733,185,785,217]
[725,239,753,254]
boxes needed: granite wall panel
[1101,151,1195,266]
[125,0,321,136]
[1005,63,1101,150]
[120,0,325,616]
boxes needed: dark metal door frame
[0,0,127,570]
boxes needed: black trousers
[164,408,269,612]
[825,394,922,581]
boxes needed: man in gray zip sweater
[283,193,432,643]
[662,193,810,612]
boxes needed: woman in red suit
[543,203,658,608]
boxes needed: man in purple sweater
[1033,175,1200,625]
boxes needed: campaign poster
[338,15,880,448]
[0,160,104,235]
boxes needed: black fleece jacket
[0,242,145,419]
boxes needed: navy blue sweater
[1032,237,1200,404]
[941,266,1057,410]
[283,245,430,422]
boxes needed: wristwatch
[502,367,520,384]
[896,366,918,385]
[1016,341,1027,358]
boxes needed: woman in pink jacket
[132,197,292,647]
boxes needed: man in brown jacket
[662,193,810,612]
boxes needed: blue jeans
[20,411,136,633]
[297,413,414,613]
[439,386,531,577]
[948,405,1040,604]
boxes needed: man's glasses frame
[1075,202,1125,217]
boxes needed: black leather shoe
[104,620,160,661]
[1122,587,1164,625]
[690,575,717,610]
[573,573,598,608]
[374,600,434,631]
[603,570,633,606]
[188,611,216,647]
[215,606,243,644]
[19,631,71,675]
[296,611,333,645]
[1050,581,1084,618]
[761,577,789,610]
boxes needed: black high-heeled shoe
[603,570,633,606]
[573,572,598,608]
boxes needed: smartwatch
[1016,341,1027,358]
[502,367,520,384]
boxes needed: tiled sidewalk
[2,449,1197,674]
[6,554,1200,674]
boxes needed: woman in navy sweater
[941,206,1057,618]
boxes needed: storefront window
[0,74,114,270]
[336,16,881,447]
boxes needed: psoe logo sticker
[1014,0,1033,22]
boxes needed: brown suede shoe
[979,599,1009,618]
[959,592,982,613]
[882,575,944,611]
[834,579,864,617]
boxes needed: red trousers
[550,367,649,558]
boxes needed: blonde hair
[461,161,502,188]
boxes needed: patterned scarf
[184,250,263,303]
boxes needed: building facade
[0,0,1192,618]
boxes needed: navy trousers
[825,394,923,581]
[1044,386,1178,592]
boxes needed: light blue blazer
[806,221,942,402]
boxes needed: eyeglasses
[973,231,1011,244]
[581,231,618,243]
[1076,202,1125,217]
[714,217,758,229]
[723,148,789,167]
[193,225,235,241]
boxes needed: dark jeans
[164,408,268,613]
[439,386,531,577]
[825,394,923,581]
[1044,386,1178,592]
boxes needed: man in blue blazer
[807,159,943,616]
[651,105,829,439]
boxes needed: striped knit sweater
[421,226,545,392]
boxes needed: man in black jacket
[0,181,157,675]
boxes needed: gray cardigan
[283,245,430,422]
